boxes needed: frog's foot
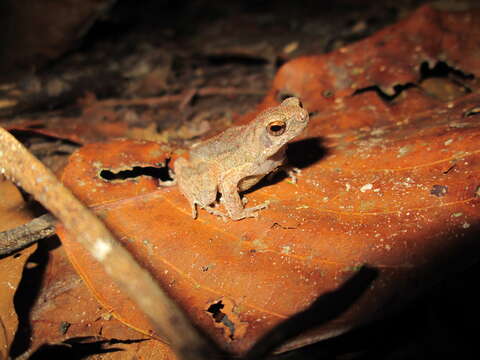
[231,200,270,220]
[203,204,228,221]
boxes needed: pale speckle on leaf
[360,183,373,192]
[397,145,412,158]
[281,246,291,255]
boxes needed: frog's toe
[232,200,270,220]
[248,200,270,213]
[204,205,228,220]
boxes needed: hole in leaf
[419,61,474,99]
[100,159,173,182]
[206,300,236,340]
[352,61,474,102]
[353,83,416,101]
[207,301,225,322]
[419,61,474,82]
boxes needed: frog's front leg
[264,164,301,184]
[219,170,269,220]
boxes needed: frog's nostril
[299,111,309,122]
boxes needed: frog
[174,97,309,220]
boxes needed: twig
[0,213,56,256]
[0,127,218,360]
[178,89,197,112]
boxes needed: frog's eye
[267,121,286,136]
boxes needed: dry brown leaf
[8,238,176,359]
[0,178,34,231]
[0,179,36,357]
[56,4,480,356]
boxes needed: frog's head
[255,97,309,158]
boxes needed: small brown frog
[174,97,309,220]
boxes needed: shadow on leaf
[245,136,327,193]
[245,265,378,360]
[27,336,144,359]
[9,236,61,358]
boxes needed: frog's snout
[279,96,309,124]
[281,96,301,108]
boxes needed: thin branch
[0,126,218,360]
[0,213,56,256]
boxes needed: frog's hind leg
[202,204,228,220]
[185,176,228,219]
[196,186,228,219]
[190,201,228,220]
[175,158,220,219]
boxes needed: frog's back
[190,125,247,161]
